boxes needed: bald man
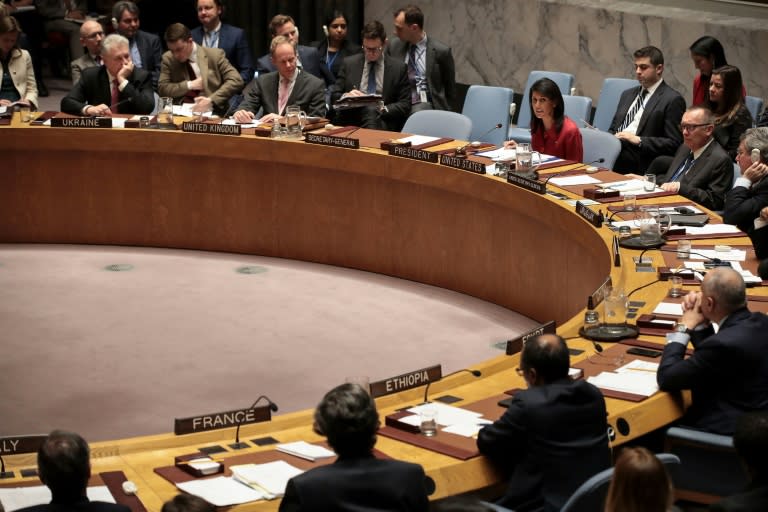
[71,20,105,85]
[658,267,768,435]
[477,334,611,511]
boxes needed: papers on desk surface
[549,175,601,186]
[588,360,660,397]
[397,402,492,438]
[688,248,747,262]
[476,147,515,159]
[394,134,442,146]
[653,302,684,316]
[176,476,266,506]
[680,224,742,236]
[276,440,335,461]
[600,179,661,195]
[231,460,303,498]
[0,485,115,512]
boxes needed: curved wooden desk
[1,120,697,510]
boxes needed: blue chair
[462,85,515,146]
[664,426,749,504]
[563,95,593,128]
[745,96,764,125]
[402,110,473,140]
[592,78,638,132]
[507,70,575,143]
[560,453,680,512]
[579,128,621,170]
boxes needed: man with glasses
[609,46,686,174]
[655,106,732,211]
[330,20,410,131]
[71,20,104,84]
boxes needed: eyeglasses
[680,123,711,132]
[362,46,383,53]
[84,31,104,40]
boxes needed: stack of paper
[176,476,266,506]
[397,402,492,438]
[0,485,116,511]
[588,360,660,397]
[230,460,304,498]
[276,440,335,461]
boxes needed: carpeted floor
[0,244,537,441]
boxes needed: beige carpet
[0,244,537,441]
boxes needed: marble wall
[365,0,768,110]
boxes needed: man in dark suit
[61,33,155,116]
[711,411,768,512]
[331,20,410,131]
[254,14,332,85]
[159,23,243,117]
[15,430,130,512]
[112,1,163,90]
[655,106,733,211]
[386,5,455,113]
[233,36,326,123]
[609,46,686,174]
[477,334,611,512]
[191,0,254,84]
[658,267,768,436]
[723,128,768,258]
[279,383,430,512]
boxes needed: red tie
[278,78,290,115]
[183,61,200,103]
[111,79,120,113]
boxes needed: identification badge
[419,90,428,103]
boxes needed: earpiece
[111,17,118,29]
[322,25,328,37]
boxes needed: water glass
[419,407,438,437]
[643,174,656,192]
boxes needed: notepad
[176,476,266,506]
[230,460,304,498]
[0,485,115,511]
[276,440,335,461]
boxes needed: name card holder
[305,132,360,149]
[583,188,620,200]
[369,364,442,398]
[380,140,411,151]
[174,405,271,435]
[506,321,556,355]
[388,144,439,163]
[181,122,241,136]
[51,117,112,128]
[439,154,486,174]
[576,201,603,227]
[506,172,546,194]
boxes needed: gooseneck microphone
[637,245,730,269]
[422,368,482,404]
[231,395,279,449]
[454,123,503,156]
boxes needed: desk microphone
[455,123,502,156]
[345,126,362,137]
[542,158,605,186]
[422,368,482,404]
[111,97,133,113]
[637,245,731,270]
[231,395,279,449]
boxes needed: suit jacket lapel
[637,82,665,134]
[197,47,209,93]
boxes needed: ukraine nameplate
[507,172,546,194]
[370,364,442,398]
[439,154,486,174]
[305,133,360,149]
[181,122,241,136]
[174,405,271,435]
[51,117,112,128]
[388,144,439,163]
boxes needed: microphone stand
[422,368,482,404]
[454,124,503,157]
[230,395,279,450]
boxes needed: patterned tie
[183,61,199,103]
[111,79,120,113]
[204,29,219,48]
[618,89,648,131]
[669,152,695,182]
[367,61,377,94]
[407,44,419,104]
[278,77,290,115]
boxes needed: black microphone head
[494,123,502,129]
[596,158,605,163]
[470,370,482,377]
[593,340,604,353]
[269,403,279,412]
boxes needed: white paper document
[441,419,493,438]
[0,485,115,512]
[276,440,335,461]
[176,476,267,506]
[588,360,659,397]
[682,224,742,236]
[406,402,484,427]
[687,248,747,262]
[395,135,442,146]
[549,175,601,186]
[653,302,684,316]
[230,460,304,498]
[600,179,653,193]
[476,147,515,159]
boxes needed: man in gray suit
[331,20,411,131]
[233,36,326,123]
[71,20,104,85]
[386,5,455,114]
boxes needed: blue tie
[367,61,377,94]
[669,153,694,182]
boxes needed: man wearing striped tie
[609,46,686,175]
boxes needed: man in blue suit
[112,1,162,90]
[255,14,332,85]
[191,0,253,84]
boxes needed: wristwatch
[674,322,688,333]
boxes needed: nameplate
[181,122,241,136]
[506,320,557,355]
[576,201,603,227]
[51,117,112,128]
[305,132,360,149]
[388,145,439,163]
[0,435,48,454]
[439,154,486,174]
[590,276,613,308]
[369,364,442,398]
[506,172,546,194]
[174,405,271,435]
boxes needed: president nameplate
[369,364,442,398]
[305,132,360,149]
[174,405,271,435]
[506,173,546,194]
[51,117,112,128]
[181,122,241,136]
[388,145,439,163]
[576,201,603,227]
[440,154,486,174]
[506,320,557,355]
[0,435,48,454]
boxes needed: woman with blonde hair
[0,13,37,109]
[604,446,674,512]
